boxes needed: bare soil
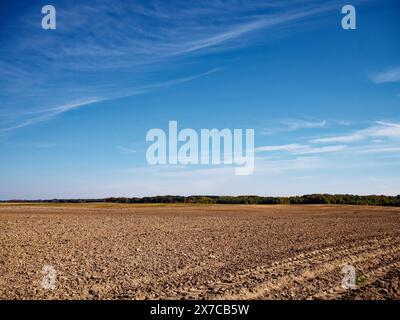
[0,204,399,300]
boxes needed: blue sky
[0,0,399,199]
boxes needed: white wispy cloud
[0,0,359,132]
[256,144,304,152]
[117,146,141,155]
[337,120,355,126]
[0,98,103,133]
[311,121,400,144]
[371,67,400,84]
[256,143,346,154]
[255,121,400,169]
[6,142,62,149]
[352,145,400,154]
[23,0,342,70]
[262,118,327,135]
[0,69,218,133]
[311,133,364,143]
[282,119,327,131]
[118,155,329,180]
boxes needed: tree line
[5,194,400,206]
[103,194,400,206]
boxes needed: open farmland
[0,204,399,300]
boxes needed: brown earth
[0,203,399,300]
